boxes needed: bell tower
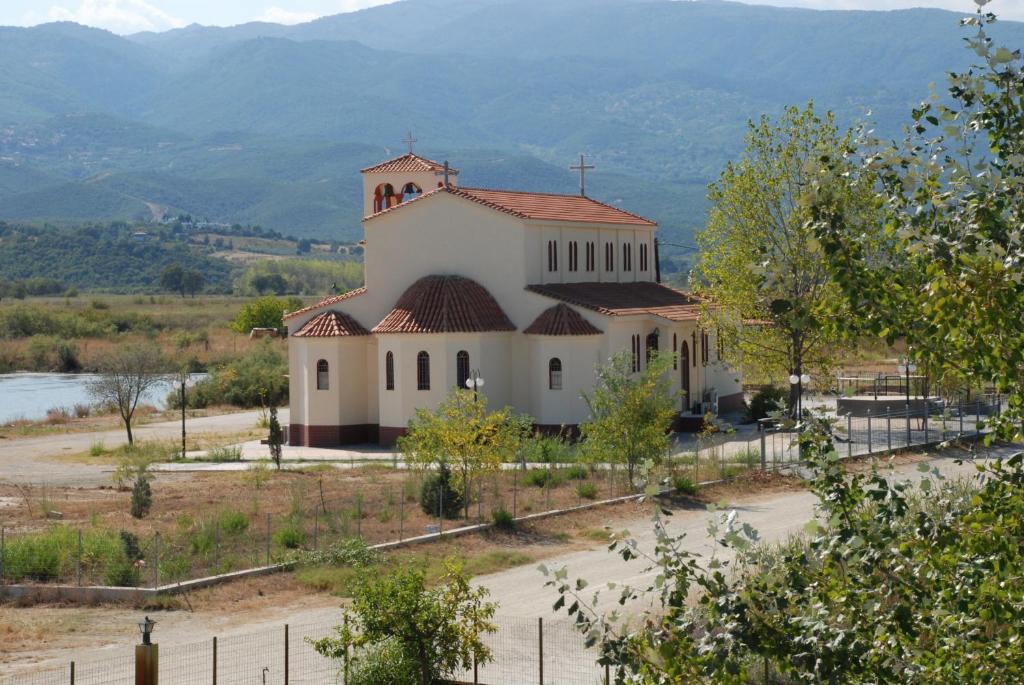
[359,135,458,217]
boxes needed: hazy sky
[2,0,1021,34]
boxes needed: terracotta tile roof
[524,304,602,336]
[373,275,516,334]
[363,185,656,226]
[360,153,456,174]
[292,310,369,338]
[283,287,367,321]
[526,282,703,322]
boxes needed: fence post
[356,497,362,538]
[977,400,982,438]
[212,636,217,685]
[153,532,160,588]
[439,485,444,535]
[284,624,289,685]
[1,527,5,584]
[538,617,544,685]
[399,490,405,542]
[266,513,271,566]
[214,521,220,570]
[313,506,319,551]
[478,480,483,520]
[886,408,892,453]
[76,530,82,587]
[959,401,964,435]
[70,661,74,685]
[606,663,611,685]
[759,428,766,471]
[512,472,518,520]
[924,407,930,446]
[847,414,853,458]
[866,411,872,454]
[343,615,350,685]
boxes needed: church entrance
[680,341,690,412]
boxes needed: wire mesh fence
[0,617,606,685]
[0,397,1000,591]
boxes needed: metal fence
[0,398,1000,591]
[0,616,605,685]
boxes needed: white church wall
[289,339,307,425]
[527,336,602,426]
[300,337,370,428]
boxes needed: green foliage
[345,638,420,685]
[268,406,283,469]
[203,445,242,461]
[746,386,787,421]
[520,432,576,464]
[0,223,231,293]
[575,482,598,500]
[695,102,876,398]
[295,538,380,568]
[310,561,497,685]
[491,507,515,531]
[188,341,288,408]
[219,510,250,536]
[2,526,123,583]
[672,476,698,495]
[419,464,464,520]
[130,474,152,519]
[523,468,561,489]
[273,524,307,550]
[565,464,589,480]
[235,259,363,296]
[400,389,531,517]
[230,295,301,334]
[579,351,677,487]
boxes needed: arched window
[640,243,648,271]
[605,242,615,271]
[456,350,470,389]
[631,334,641,372]
[547,240,559,272]
[374,183,396,212]
[316,359,329,390]
[568,241,579,272]
[417,351,430,391]
[673,333,678,370]
[385,351,395,391]
[401,182,422,200]
[549,358,563,390]
[623,243,632,271]
[586,241,596,271]
[646,331,659,364]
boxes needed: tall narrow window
[646,331,659,364]
[623,243,632,272]
[547,240,554,272]
[673,333,678,370]
[568,241,578,272]
[385,351,395,391]
[640,243,648,271]
[605,242,614,271]
[316,359,329,390]
[417,351,430,390]
[631,334,641,372]
[549,358,563,390]
[702,331,709,366]
[692,331,698,368]
[586,241,595,271]
[456,350,470,388]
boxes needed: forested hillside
[1,0,1022,254]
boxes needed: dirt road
[0,446,1001,679]
[0,410,283,485]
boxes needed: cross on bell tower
[570,153,595,197]
[402,131,417,155]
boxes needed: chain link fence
[0,617,606,685]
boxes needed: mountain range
[1,0,1021,254]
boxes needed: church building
[284,151,743,447]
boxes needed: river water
[0,373,197,424]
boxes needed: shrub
[523,469,561,488]
[492,507,515,531]
[274,525,307,550]
[187,341,288,408]
[205,445,243,461]
[73,403,92,419]
[673,476,699,496]
[89,441,105,457]
[130,477,152,519]
[45,407,71,425]
[420,464,464,519]
[748,386,788,421]
[565,465,589,480]
[55,341,81,372]
[576,482,599,500]
[522,433,575,464]
[219,510,250,535]
[296,538,380,568]
[347,638,420,685]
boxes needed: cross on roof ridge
[570,153,595,197]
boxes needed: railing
[0,616,605,685]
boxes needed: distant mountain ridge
[1,0,1021,250]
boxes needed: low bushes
[576,482,599,500]
[419,464,464,519]
[523,468,562,489]
[183,341,288,408]
[747,386,788,421]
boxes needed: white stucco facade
[285,153,743,446]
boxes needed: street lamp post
[136,616,158,685]
[897,359,917,445]
[788,373,811,423]
[465,369,485,402]
[172,376,196,460]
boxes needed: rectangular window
[586,242,595,271]
[605,242,614,271]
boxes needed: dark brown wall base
[378,426,407,447]
[289,424,379,447]
[718,391,746,415]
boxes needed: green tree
[695,102,878,409]
[268,406,283,470]
[88,344,167,445]
[311,561,497,685]
[579,351,677,487]
[181,269,205,298]
[399,389,529,518]
[230,295,300,334]
[815,6,1024,440]
[160,263,185,296]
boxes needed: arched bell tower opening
[360,139,459,217]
